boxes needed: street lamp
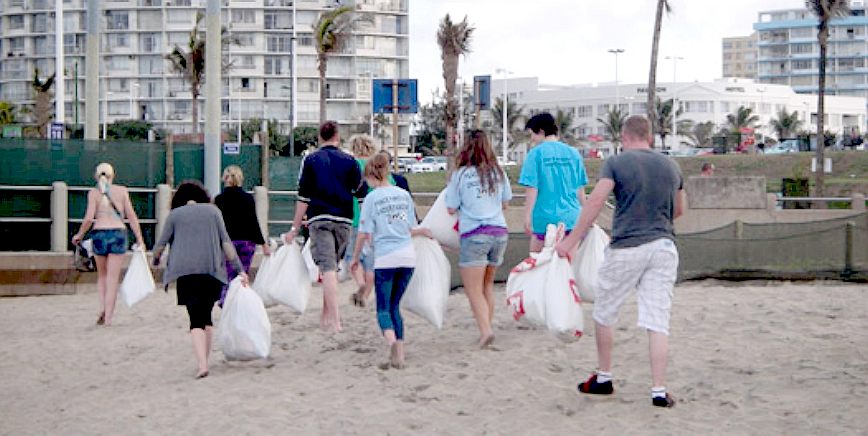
[359,71,374,136]
[665,55,684,146]
[608,49,624,112]
[495,68,513,163]
[130,82,139,120]
[103,91,112,139]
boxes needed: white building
[0,0,410,142]
[491,77,866,151]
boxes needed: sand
[1,279,867,435]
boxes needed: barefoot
[389,342,404,369]
[479,333,495,349]
[195,369,209,379]
[96,312,105,326]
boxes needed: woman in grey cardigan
[152,181,248,379]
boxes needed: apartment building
[722,33,757,79]
[0,0,409,142]
[754,1,868,99]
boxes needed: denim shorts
[90,228,128,256]
[459,233,509,268]
[344,228,374,272]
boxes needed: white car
[497,156,518,167]
[408,161,435,173]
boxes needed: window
[264,11,291,29]
[576,105,592,118]
[237,55,255,69]
[31,14,48,33]
[106,11,129,30]
[267,36,290,52]
[241,77,251,90]
[791,43,813,54]
[231,10,256,24]
[8,37,25,53]
[142,34,159,53]
[235,33,255,47]
[597,104,610,115]
[109,34,129,49]
[9,15,24,30]
[631,102,647,114]
[792,59,813,70]
[264,56,284,75]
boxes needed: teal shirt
[518,140,588,234]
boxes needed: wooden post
[165,135,174,188]
[844,221,854,278]
[260,129,269,189]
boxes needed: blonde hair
[363,153,390,184]
[222,165,244,187]
[94,162,114,193]
[350,134,376,158]
[622,115,652,141]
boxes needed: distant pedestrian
[518,113,588,254]
[445,130,512,348]
[152,181,248,379]
[214,165,271,307]
[71,163,145,326]
[701,162,715,177]
[349,153,431,369]
[346,135,378,306]
[283,121,363,333]
[556,115,685,408]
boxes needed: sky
[409,0,802,103]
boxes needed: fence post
[254,186,269,240]
[155,184,172,243]
[165,135,174,188]
[843,221,854,279]
[260,135,269,189]
[51,181,68,252]
[734,220,744,240]
[852,193,865,212]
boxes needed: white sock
[595,370,612,383]
[651,386,667,399]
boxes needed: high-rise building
[0,0,409,142]
[755,1,868,99]
[722,33,757,79]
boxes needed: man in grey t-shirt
[556,115,685,408]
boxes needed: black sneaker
[577,374,614,395]
[652,393,676,408]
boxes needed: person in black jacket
[283,121,363,333]
[214,165,270,306]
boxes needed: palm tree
[491,97,525,151]
[166,12,234,136]
[808,0,849,197]
[597,107,627,153]
[647,0,672,140]
[555,108,575,142]
[0,101,18,126]
[725,105,760,150]
[314,5,355,125]
[654,97,682,149]
[437,14,474,169]
[31,69,55,138]
[678,120,715,148]
[770,108,804,140]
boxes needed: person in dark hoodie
[283,121,362,333]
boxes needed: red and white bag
[506,224,583,337]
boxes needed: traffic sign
[372,79,418,114]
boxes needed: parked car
[424,156,447,171]
[497,156,518,166]
[408,160,435,173]
[397,157,417,173]
[765,139,800,154]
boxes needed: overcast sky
[409,0,803,103]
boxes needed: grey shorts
[309,220,352,273]
[459,234,509,268]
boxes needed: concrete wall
[684,176,767,209]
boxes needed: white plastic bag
[420,189,459,250]
[268,241,312,314]
[253,249,284,308]
[571,224,609,303]
[119,247,155,308]
[301,239,320,283]
[402,236,450,329]
[218,277,272,361]
[505,224,583,337]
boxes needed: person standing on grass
[349,153,431,369]
[518,112,588,254]
[283,121,362,333]
[444,130,512,349]
[214,165,271,307]
[152,181,248,379]
[71,162,145,326]
[556,115,685,408]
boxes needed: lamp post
[665,55,684,147]
[130,82,139,120]
[103,91,112,139]
[495,68,513,163]
[359,71,374,136]
[608,49,624,112]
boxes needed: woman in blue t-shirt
[349,153,431,369]
[445,130,513,348]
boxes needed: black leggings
[176,274,222,331]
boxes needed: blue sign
[473,75,491,110]
[223,142,240,155]
[372,79,418,114]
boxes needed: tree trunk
[191,92,199,136]
[815,26,827,200]
[442,52,458,171]
[647,0,665,148]
[166,134,175,188]
[319,53,328,125]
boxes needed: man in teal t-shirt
[518,112,588,253]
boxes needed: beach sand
[1,279,866,435]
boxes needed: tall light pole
[84,0,100,139]
[55,0,65,128]
[665,55,684,148]
[103,91,111,139]
[608,49,624,112]
[130,83,139,120]
[291,1,298,151]
[496,68,513,163]
[203,0,222,196]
